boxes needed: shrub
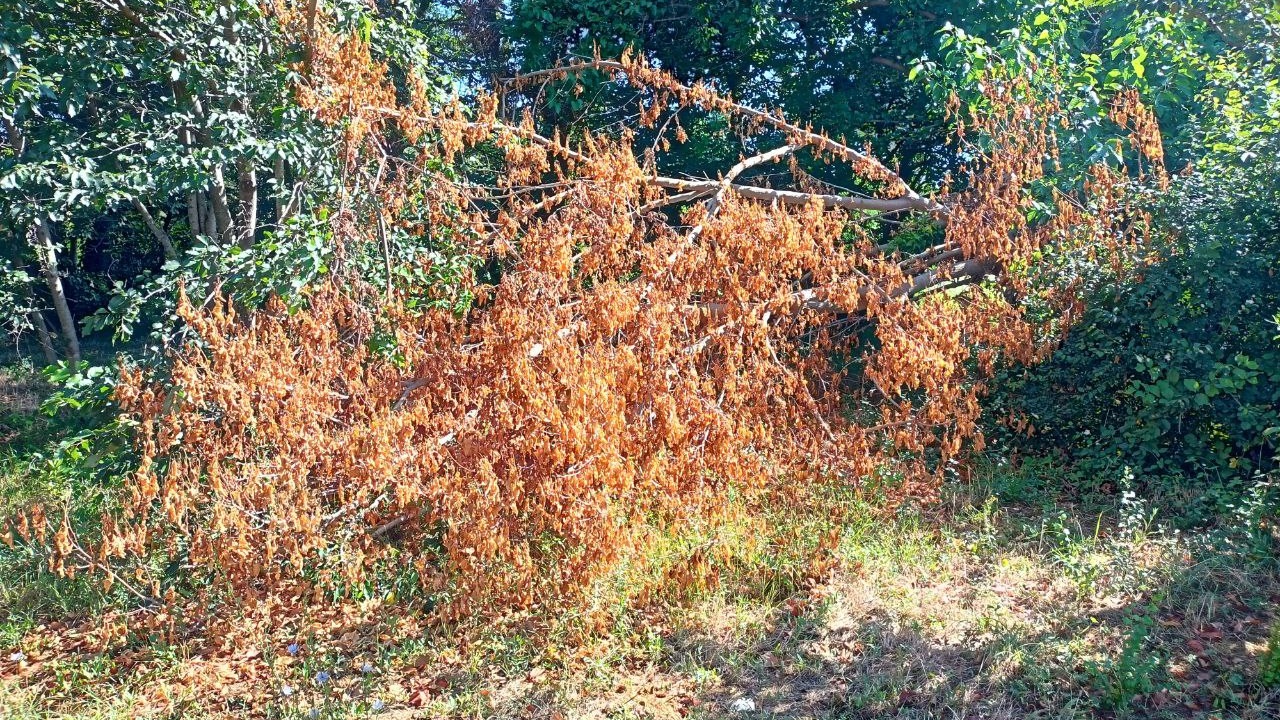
[987,157,1280,521]
[1261,619,1280,689]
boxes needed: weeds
[1085,607,1166,713]
[1262,621,1280,690]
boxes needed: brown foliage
[20,24,1157,626]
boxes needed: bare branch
[131,198,178,260]
[652,176,930,214]
[687,144,798,242]
[505,58,946,215]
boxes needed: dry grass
[454,484,1280,720]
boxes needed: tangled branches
[15,18,1161,624]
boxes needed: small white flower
[8,651,26,663]
[371,699,385,712]
[361,662,375,674]
[280,684,295,697]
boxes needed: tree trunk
[273,156,286,225]
[33,217,80,363]
[187,191,202,240]
[208,165,237,246]
[27,309,57,364]
[200,191,215,239]
[179,92,235,245]
[132,198,178,259]
[305,0,319,68]
[236,157,258,248]
[6,114,77,363]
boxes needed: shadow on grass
[656,497,1280,720]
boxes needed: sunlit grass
[2,362,1278,719]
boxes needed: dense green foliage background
[989,164,1280,519]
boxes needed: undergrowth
[3,381,1277,719]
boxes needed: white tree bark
[132,198,178,259]
[33,218,81,363]
[27,309,57,364]
[650,175,929,214]
[236,157,258,248]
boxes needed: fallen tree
[20,18,1162,624]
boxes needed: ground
[2,359,1279,719]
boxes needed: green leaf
[1131,46,1148,79]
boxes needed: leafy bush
[1262,620,1280,689]
[1084,608,1166,712]
[987,159,1280,521]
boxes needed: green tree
[505,0,1022,185]
[1,0,468,356]
[2,0,337,357]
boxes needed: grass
[2,358,1279,719]
[637,485,1278,719]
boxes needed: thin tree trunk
[208,165,236,246]
[187,191,201,240]
[305,0,319,68]
[132,198,178,260]
[178,92,235,245]
[27,309,57,364]
[32,217,80,363]
[280,180,303,223]
[220,6,255,249]
[6,116,75,363]
[236,157,258,248]
[273,156,286,224]
[200,191,215,239]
